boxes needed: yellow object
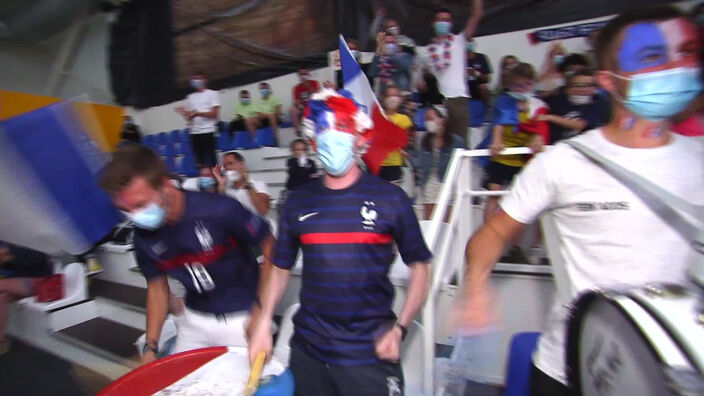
[493,109,532,168]
[0,90,123,151]
[380,113,412,167]
[244,352,266,396]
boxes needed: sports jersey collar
[319,171,366,195]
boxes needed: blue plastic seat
[170,129,181,143]
[255,127,276,147]
[217,121,227,134]
[163,156,177,174]
[232,131,258,150]
[157,132,168,146]
[504,332,541,396]
[468,100,486,127]
[177,152,197,177]
[143,134,157,149]
[217,132,231,151]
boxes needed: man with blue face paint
[249,89,431,395]
[455,6,704,395]
[415,0,483,145]
[99,145,274,366]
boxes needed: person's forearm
[396,262,429,327]
[464,0,484,38]
[196,107,220,119]
[145,277,170,346]
[464,218,511,294]
[491,124,503,144]
[247,189,270,216]
[547,115,586,131]
[259,266,291,320]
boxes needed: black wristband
[142,340,159,355]
[395,323,408,341]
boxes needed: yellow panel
[0,90,124,151]
[0,90,60,120]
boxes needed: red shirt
[672,114,704,137]
[292,80,320,105]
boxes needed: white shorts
[172,306,250,354]
[420,174,444,204]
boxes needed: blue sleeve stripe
[301,290,388,303]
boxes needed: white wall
[130,66,335,135]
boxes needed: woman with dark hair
[411,106,465,219]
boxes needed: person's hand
[453,286,499,334]
[528,135,544,153]
[536,114,552,122]
[212,165,225,185]
[141,350,157,366]
[241,169,249,184]
[489,141,504,157]
[376,32,386,54]
[186,111,197,121]
[247,317,273,367]
[374,325,402,362]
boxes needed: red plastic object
[33,274,63,302]
[98,346,228,396]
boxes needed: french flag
[0,101,121,255]
[339,35,407,175]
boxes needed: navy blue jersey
[275,173,432,365]
[134,191,270,314]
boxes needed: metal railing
[419,146,536,395]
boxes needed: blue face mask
[433,21,452,36]
[126,202,165,230]
[316,131,356,177]
[466,41,476,52]
[199,177,216,189]
[190,79,204,90]
[259,89,269,97]
[241,97,251,105]
[609,67,703,121]
[553,54,565,66]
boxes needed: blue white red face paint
[617,18,700,73]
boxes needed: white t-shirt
[225,179,269,215]
[416,34,469,99]
[186,89,221,134]
[500,129,704,384]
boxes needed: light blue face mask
[241,97,251,105]
[127,202,165,230]
[553,54,565,66]
[199,177,216,189]
[259,88,269,97]
[609,67,703,121]
[507,91,534,101]
[316,131,356,177]
[190,79,204,90]
[466,41,476,52]
[433,21,452,36]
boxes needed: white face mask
[425,120,440,133]
[297,155,307,167]
[569,95,593,105]
[225,170,240,182]
[385,96,402,110]
[387,26,400,36]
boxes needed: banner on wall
[527,21,608,44]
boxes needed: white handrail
[420,146,537,395]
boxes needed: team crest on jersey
[386,376,401,396]
[361,201,377,230]
[194,221,213,252]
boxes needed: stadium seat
[143,134,157,149]
[178,152,197,177]
[255,127,276,147]
[279,121,293,128]
[170,129,181,143]
[180,129,190,143]
[504,332,541,396]
[232,131,258,150]
[217,121,227,134]
[163,156,177,174]
[468,100,486,127]
[217,132,231,151]
[157,132,168,145]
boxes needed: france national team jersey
[275,172,432,365]
[134,191,270,315]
